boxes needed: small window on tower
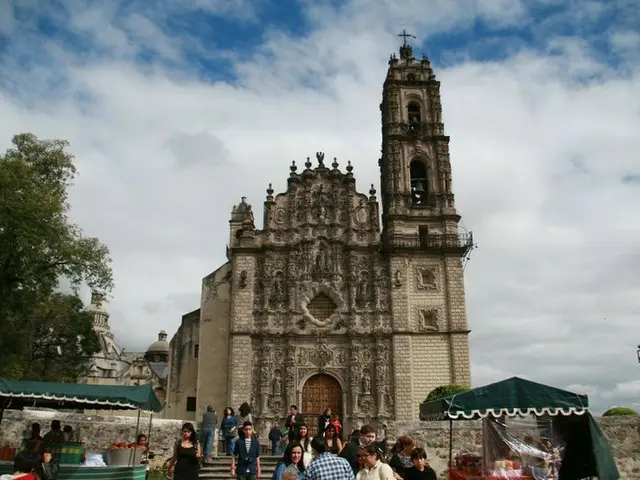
[407,102,421,135]
[408,102,421,123]
[186,397,196,412]
[407,73,417,82]
[410,160,428,206]
[194,344,199,358]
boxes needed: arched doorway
[302,374,342,437]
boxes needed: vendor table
[0,461,146,480]
[450,468,534,480]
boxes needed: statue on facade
[362,371,371,395]
[313,244,331,279]
[272,371,282,395]
[356,273,369,307]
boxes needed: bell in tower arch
[410,160,428,206]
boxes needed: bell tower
[380,30,462,238]
[381,32,474,420]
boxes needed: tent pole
[448,419,453,467]
[133,410,141,467]
[146,413,154,453]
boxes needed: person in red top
[0,451,41,480]
[329,414,342,440]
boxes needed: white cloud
[1,0,639,413]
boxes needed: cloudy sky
[1,0,639,413]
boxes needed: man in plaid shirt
[302,436,354,480]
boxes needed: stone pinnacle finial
[290,160,297,174]
[346,160,353,173]
[331,157,338,170]
[305,157,312,169]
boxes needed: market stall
[419,377,619,480]
[0,378,164,480]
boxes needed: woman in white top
[295,425,313,467]
[356,444,395,480]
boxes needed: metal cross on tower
[398,28,416,46]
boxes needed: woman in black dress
[168,422,201,480]
[323,424,343,455]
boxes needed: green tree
[425,384,470,402]
[602,407,638,416]
[27,293,102,382]
[0,133,113,381]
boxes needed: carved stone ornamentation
[312,241,332,281]
[296,347,308,365]
[415,266,438,290]
[274,208,287,225]
[355,271,371,308]
[270,271,288,307]
[268,394,284,414]
[358,393,374,412]
[394,270,403,287]
[309,337,333,369]
[300,282,346,329]
[360,347,372,365]
[312,185,331,223]
[419,309,438,331]
[353,199,369,227]
[272,370,282,395]
[361,370,371,394]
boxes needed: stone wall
[392,416,640,480]
[165,309,200,422]
[196,263,232,422]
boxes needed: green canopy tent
[0,378,165,473]
[0,378,164,415]
[419,377,619,480]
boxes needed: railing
[384,232,473,253]
[384,122,445,137]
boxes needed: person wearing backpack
[268,424,283,455]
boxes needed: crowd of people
[0,420,75,480]
[1,404,438,480]
[163,403,438,480]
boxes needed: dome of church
[146,330,169,354]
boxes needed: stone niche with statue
[248,152,394,430]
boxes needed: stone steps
[199,455,280,479]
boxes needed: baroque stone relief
[294,338,348,370]
[414,305,445,331]
[300,282,346,330]
[414,265,440,291]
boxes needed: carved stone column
[260,342,272,414]
[375,339,390,416]
[285,340,296,408]
[349,339,360,414]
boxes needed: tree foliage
[0,133,113,381]
[425,384,471,402]
[602,407,638,416]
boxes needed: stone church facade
[166,41,473,433]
